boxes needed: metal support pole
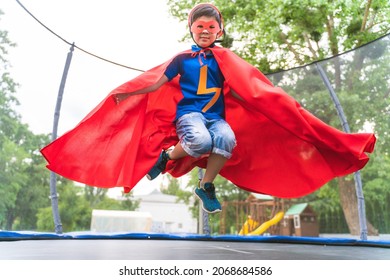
[49,43,75,234]
[316,62,368,240]
[198,168,210,235]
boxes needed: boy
[113,4,235,213]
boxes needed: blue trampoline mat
[1,230,389,247]
[1,231,389,260]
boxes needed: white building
[135,189,197,234]
[90,209,153,232]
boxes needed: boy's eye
[191,20,221,34]
[198,25,215,30]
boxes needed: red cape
[41,46,376,198]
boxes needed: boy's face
[191,16,221,48]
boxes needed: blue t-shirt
[164,46,225,121]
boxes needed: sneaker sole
[146,172,158,180]
[193,188,222,214]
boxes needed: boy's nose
[201,29,210,34]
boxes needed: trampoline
[1,231,389,260]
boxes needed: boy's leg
[169,142,189,160]
[194,181,222,213]
[146,143,189,180]
[202,153,227,184]
[195,119,235,213]
[146,150,171,180]
[195,154,227,213]
[147,113,211,181]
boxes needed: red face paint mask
[190,20,221,34]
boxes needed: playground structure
[239,211,285,236]
[281,203,319,237]
[219,195,319,237]
[219,195,287,235]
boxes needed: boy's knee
[224,133,236,149]
[215,131,236,153]
[184,132,212,156]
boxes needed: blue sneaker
[194,182,222,213]
[147,150,170,180]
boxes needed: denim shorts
[176,112,236,158]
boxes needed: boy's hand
[113,93,129,105]
[112,75,168,105]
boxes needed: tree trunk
[325,15,342,90]
[361,0,373,32]
[338,177,378,236]
[6,210,15,230]
[279,32,304,65]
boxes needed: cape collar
[191,44,215,66]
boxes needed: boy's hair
[188,3,223,30]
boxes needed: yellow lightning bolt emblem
[197,65,221,112]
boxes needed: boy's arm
[113,74,169,104]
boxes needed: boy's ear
[217,30,224,38]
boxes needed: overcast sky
[2,0,190,195]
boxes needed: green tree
[83,186,139,211]
[160,175,182,195]
[11,131,52,230]
[271,35,390,234]
[37,181,91,232]
[0,10,19,229]
[0,10,52,230]
[169,0,389,71]
[37,182,140,232]
[167,0,390,234]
